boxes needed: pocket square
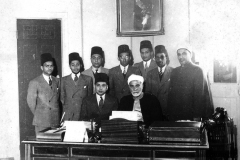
[84,86,87,89]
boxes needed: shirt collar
[120,65,129,73]
[96,94,106,104]
[144,59,152,68]
[92,66,102,73]
[42,73,51,84]
[71,72,80,80]
[158,65,166,73]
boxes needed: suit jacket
[82,66,109,94]
[80,94,118,124]
[145,66,173,116]
[27,74,60,127]
[109,65,141,102]
[133,59,158,80]
[60,74,93,121]
[167,62,214,121]
[118,93,163,127]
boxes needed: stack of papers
[110,111,143,121]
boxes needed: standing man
[80,73,118,125]
[168,48,214,121]
[109,44,141,102]
[27,53,60,134]
[61,52,93,121]
[134,40,157,80]
[118,74,163,127]
[82,46,109,93]
[145,45,173,119]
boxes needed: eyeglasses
[129,84,141,89]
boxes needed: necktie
[95,69,98,74]
[49,77,52,86]
[159,68,163,81]
[99,96,104,109]
[123,67,126,79]
[74,74,78,82]
[144,62,148,71]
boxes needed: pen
[60,112,65,124]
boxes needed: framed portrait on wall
[116,0,164,37]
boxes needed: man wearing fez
[60,52,93,121]
[109,44,141,102]
[82,46,109,94]
[167,48,214,121]
[145,45,173,119]
[134,40,157,80]
[80,73,118,125]
[118,74,163,127]
[27,53,60,134]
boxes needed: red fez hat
[41,53,53,66]
[69,52,81,64]
[155,45,167,55]
[118,44,130,56]
[91,46,103,57]
[95,73,109,84]
[140,40,153,51]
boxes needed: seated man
[80,73,118,126]
[118,74,163,127]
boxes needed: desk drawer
[33,145,69,157]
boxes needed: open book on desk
[110,111,143,121]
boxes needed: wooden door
[17,19,61,159]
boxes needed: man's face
[177,49,192,66]
[118,52,131,67]
[129,80,143,97]
[41,61,54,76]
[91,54,103,68]
[140,48,152,62]
[95,82,108,96]
[155,53,167,68]
[70,60,81,74]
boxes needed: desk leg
[151,150,155,160]
[25,144,31,160]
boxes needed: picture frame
[116,0,164,37]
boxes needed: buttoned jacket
[27,74,60,127]
[60,74,93,121]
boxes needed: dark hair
[79,57,85,72]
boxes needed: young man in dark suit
[118,74,163,127]
[27,53,60,135]
[109,44,141,102]
[133,40,157,80]
[60,52,93,121]
[82,46,109,94]
[80,73,118,125]
[145,45,173,119]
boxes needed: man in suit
[118,74,163,127]
[145,45,173,119]
[109,44,141,102]
[80,73,118,126]
[60,52,93,121]
[134,40,157,80]
[82,46,109,94]
[168,47,214,121]
[27,53,60,134]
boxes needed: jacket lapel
[159,66,171,88]
[116,66,125,82]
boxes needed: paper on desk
[63,121,92,142]
[110,111,143,121]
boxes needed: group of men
[27,40,214,134]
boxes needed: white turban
[128,74,144,85]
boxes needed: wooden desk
[23,135,208,160]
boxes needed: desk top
[22,131,209,150]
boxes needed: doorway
[17,19,61,159]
